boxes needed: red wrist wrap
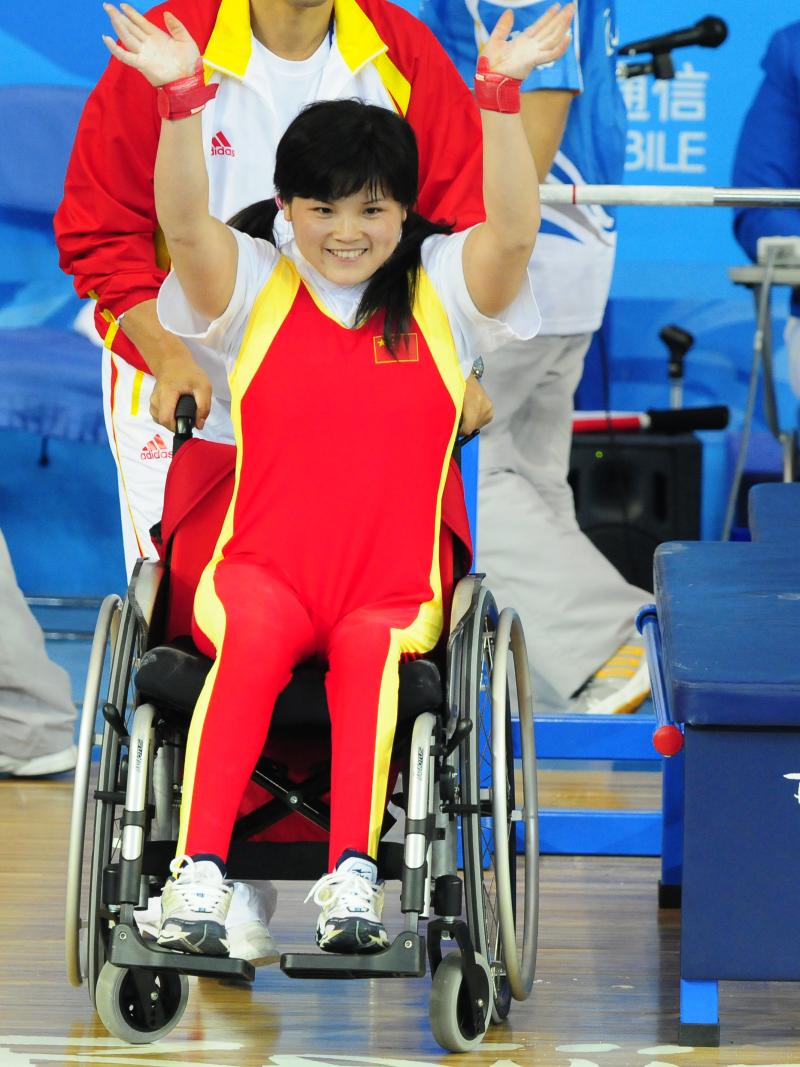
[474,55,522,114]
[157,62,218,121]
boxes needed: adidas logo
[211,130,235,157]
[140,433,172,462]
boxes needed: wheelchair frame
[65,558,539,1054]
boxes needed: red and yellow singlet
[177,256,465,866]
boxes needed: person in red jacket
[55,0,492,572]
[100,0,570,955]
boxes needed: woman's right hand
[102,3,201,86]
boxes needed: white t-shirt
[202,31,396,243]
[247,34,331,141]
[158,227,541,380]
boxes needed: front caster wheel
[94,961,189,1043]
[428,952,492,1053]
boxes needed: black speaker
[568,432,702,592]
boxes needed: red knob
[653,724,683,757]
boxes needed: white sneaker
[0,743,77,777]
[157,856,233,956]
[139,879,278,965]
[573,632,650,715]
[226,881,279,965]
[133,897,161,940]
[306,851,389,954]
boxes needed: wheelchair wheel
[457,588,539,1021]
[95,962,188,1044]
[428,952,491,1053]
[65,594,121,987]
[86,570,160,1002]
[490,608,539,1003]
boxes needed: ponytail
[356,211,452,354]
[227,198,281,245]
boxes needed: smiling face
[284,187,407,285]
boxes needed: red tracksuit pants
[185,563,439,867]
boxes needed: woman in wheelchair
[102,1,572,957]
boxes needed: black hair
[226,99,452,352]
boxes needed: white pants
[0,530,76,759]
[101,351,234,574]
[476,334,649,708]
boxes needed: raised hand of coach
[102,3,201,85]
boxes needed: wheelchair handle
[636,604,683,757]
[456,429,480,448]
[173,394,197,455]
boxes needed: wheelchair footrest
[280,931,426,979]
[108,923,255,982]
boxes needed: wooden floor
[2,771,800,1067]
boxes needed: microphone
[646,405,729,434]
[573,406,729,435]
[619,16,728,57]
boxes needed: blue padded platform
[654,541,800,726]
[748,482,800,544]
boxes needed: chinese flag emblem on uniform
[373,334,419,364]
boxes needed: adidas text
[211,131,236,157]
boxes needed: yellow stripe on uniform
[99,310,120,351]
[366,269,464,855]
[87,290,121,351]
[203,0,251,78]
[130,370,144,418]
[333,0,389,74]
[203,0,409,113]
[177,259,301,857]
[413,269,466,413]
[372,52,411,115]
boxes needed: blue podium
[654,525,800,1045]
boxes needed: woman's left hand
[482,4,575,82]
[460,374,494,435]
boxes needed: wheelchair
[65,402,540,1054]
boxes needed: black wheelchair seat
[135,637,445,734]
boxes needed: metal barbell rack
[539,185,800,209]
[536,184,800,533]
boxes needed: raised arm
[462,4,574,318]
[102,3,237,323]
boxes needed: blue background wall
[0,1,796,593]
